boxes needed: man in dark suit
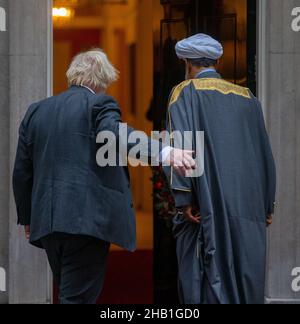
[13,49,195,304]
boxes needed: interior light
[52,7,72,18]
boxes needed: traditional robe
[165,71,276,304]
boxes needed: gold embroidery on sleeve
[168,109,174,186]
[167,108,192,191]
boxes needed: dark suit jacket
[13,86,157,251]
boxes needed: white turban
[175,33,223,60]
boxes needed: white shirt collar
[81,85,95,94]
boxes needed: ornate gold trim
[168,80,192,107]
[168,109,174,186]
[168,78,251,107]
[167,108,192,191]
[192,78,251,99]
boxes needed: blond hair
[66,49,119,91]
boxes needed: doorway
[52,0,257,304]
[153,0,257,303]
[53,0,155,304]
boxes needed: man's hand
[180,206,201,224]
[266,214,273,227]
[24,225,30,240]
[167,148,196,174]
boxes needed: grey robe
[165,71,276,304]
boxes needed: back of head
[66,49,119,93]
[187,57,218,68]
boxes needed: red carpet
[54,250,153,304]
[98,250,153,304]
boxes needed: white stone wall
[0,0,9,305]
[0,0,51,304]
[261,0,300,304]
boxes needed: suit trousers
[41,233,110,304]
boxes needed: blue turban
[175,33,223,60]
